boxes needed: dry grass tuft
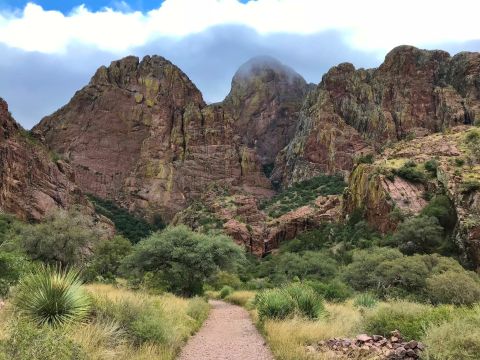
[225,291,256,307]
[263,302,362,360]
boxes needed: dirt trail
[177,300,274,360]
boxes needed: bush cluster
[394,161,426,183]
[121,226,246,296]
[256,283,324,321]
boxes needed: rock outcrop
[34,55,308,220]
[0,97,88,220]
[273,46,480,186]
[343,126,480,268]
[30,47,480,261]
[172,184,342,255]
[223,56,308,166]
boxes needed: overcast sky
[0,0,479,128]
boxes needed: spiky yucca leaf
[14,266,91,327]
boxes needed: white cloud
[0,0,479,54]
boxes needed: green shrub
[426,270,480,305]
[84,235,132,282]
[461,180,480,194]
[219,285,234,299]
[121,226,245,296]
[18,209,106,267]
[255,250,338,285]
[424,159,439,175]
[0,251,29,297]
[391,216,444,255]
[465,129,480,143]
[255,288,296,321]
[130,308,170,344]
[280,221,378,254]
[0,317,84,360]
[284,283,325,319]
[355,153,374,165]
[207,271,242,290]
[13,266,91,327]
[395,162,426,183]
[354,293,378,308]
[0,213,17,246]
[91,293,175,346]
[186,297,210,327]
[421,195,457,232]
[306,280,353,303]
[342,247,403,291]
[262,174,346,218]
[423,314,480,360]
[455,158,465,167]
[362,301,452,340]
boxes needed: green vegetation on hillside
[261,174,347,218]
[88,195,164,243]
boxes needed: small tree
[392,216,444,255]
[421,195,457,231]
[84,235,132,282]
[17,209,106,267]
[121,226,245,296]
[426,270,480,305]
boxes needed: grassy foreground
[0,283,209,360]
[218,289,480,360]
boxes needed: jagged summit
[224,56,308,165]
[86,55,206,108]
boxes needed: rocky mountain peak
[88,55,205,107]
[224,56,308,166]
[232,55,304,84]
[379,45,450,76]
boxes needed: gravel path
[177,300,274,360]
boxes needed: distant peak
[234,55,305,84]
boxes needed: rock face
[172,185,342,256]
[34,55,309,220]
[30,47,480,260]
[273,46,480,186]
[223,56,308,166]
[343,126,480,268]
[0,98,86,220]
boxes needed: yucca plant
[13,265,91,327]
[354,292,378,308]
[255,288,296,321]
[284,283,325,319]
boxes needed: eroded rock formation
[0,97,88,220]
[273,46,480,186]
[34,55,308,220]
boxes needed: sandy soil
[177,300,274,360]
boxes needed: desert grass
[225,290,256,307]
[262,301,363,360]
[82,284,209,359]
[0,284,209,360]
